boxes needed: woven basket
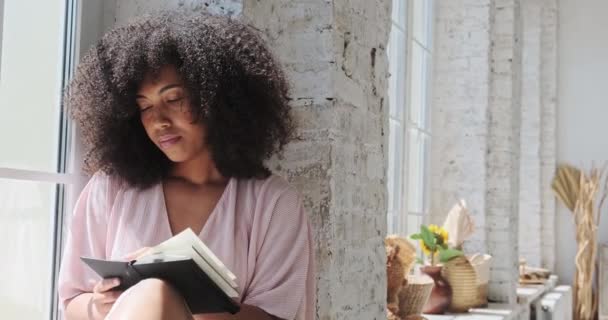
[385,235,417,274]
[468,254,492,307]
[475,283,488,308]
[442,256,478,312]
[397,274,434,318]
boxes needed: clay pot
[421,265,452,314]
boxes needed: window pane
[388,27,406,120]
[0,178,56,319]
[407,129,430,214]
[0,0,65,172]
[388,119,404,215]
[412,0,431,47]
[391,0,407,29]
[407,214,423,259]
[426,0,434,51]
[409,43,429,128]
[407,214,423,240]
[387,210,393,234]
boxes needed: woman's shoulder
[248,173,293,193]
[88,170,127,190]
[237,173,300,203]
[85,170,143,201]
[80,170,159,216]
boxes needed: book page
[147,228,237,288]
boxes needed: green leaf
[440,244,448,250]
[420,225,436,250]
[439,248,464,262]
[415,257,424,265]
[410,234,422,240]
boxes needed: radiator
[531,285,572,320]
[601,244,608,320]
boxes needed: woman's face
[136,65,207,163]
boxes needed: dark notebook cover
[81,256,240,314]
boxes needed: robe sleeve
[57,172,114,311]
[243,186,315,320]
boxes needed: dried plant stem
[573,169,600,320]
[553,165,607,320]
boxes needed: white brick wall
[431,0,558,303]
[430,0,492,255]
[432,0,556,303]
[600,245,608,319]
[518,0,558,272]
[115,0,242,22]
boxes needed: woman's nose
[150,106,171,128]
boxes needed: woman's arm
[58,173,115,314]
[194,304,283,320]
[64,278,123,320]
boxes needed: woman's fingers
[89,278,123,317]
[94,278,121,293]
[98,289,123,304]
[122,247,151,261]
[97,300,114,314]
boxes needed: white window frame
[387,0,434,236]
[0,0,4,74]
[0,0,114,318]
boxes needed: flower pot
[421,265,452,314]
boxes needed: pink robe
[58,172,315,320]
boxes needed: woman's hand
[122,247,152,261]
[89,278,123,319]
[83,247,150,319]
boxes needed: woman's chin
[163,152,189,163]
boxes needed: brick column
[246,1,392,317]
[539,0,558,271]
[486,0,522,304]
[519,0,542,269]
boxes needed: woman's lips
[158,135,181,149]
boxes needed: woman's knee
[108,278,191,319]
[135,278,179,297]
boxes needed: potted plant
[410,224,463,314]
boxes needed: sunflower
[428,224,449,244]
[419,240,432,256]
[411,224,462,266]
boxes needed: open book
[81,228,240,314]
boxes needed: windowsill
[423,275,559,320]
[516,275,558,305]
[423,303,527,320]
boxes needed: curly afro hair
[66,11,295,189]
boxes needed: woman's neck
[168,150,226,186]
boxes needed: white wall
[557,0,608,285]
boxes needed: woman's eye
[139,106,152,112]
[167,97,183,104]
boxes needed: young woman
[58,12,314,320]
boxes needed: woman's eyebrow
[136,84,183,98]
[158,84,183,94]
